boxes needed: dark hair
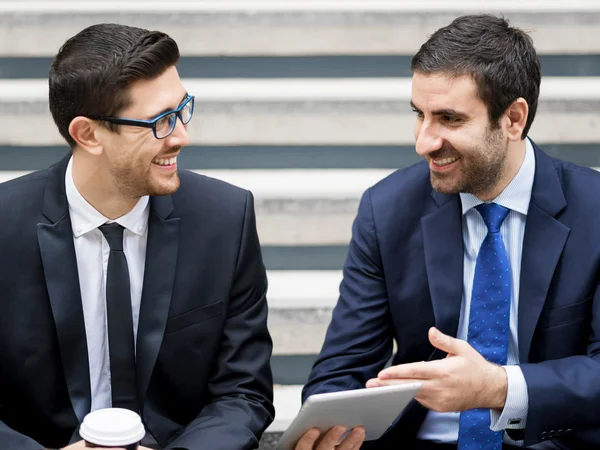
[49,23,180,147]
[411,15,541,139]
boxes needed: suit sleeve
[165,191,274,450]
[518,284,600,446]
[0,366,44,449]
[302,188,393,401]
[0,424,44,450]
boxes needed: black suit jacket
[0,154,274,450]
[303,143,600,449]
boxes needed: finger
[316,426,347,450]
[351,426,366,445]
[428,327,469,356]
[339,426,366,450]
[295,428,321,450]
[378,361,440,380]
[365,378,381,388]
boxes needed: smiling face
[411,72,509,199]
[98,65,190,199]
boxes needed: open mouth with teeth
[152,156,177,168]
[431,156,459,170]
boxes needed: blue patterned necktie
[458,203,511,450]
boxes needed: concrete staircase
[0,1,599,447]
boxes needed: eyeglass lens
[155,99,194,138]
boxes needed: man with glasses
[0,24,274,450]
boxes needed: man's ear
[68,117,105,156]
[503,98,529,142]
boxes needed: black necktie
[99,223,138,412]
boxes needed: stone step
[0,168,388,196]
[268,270,341,309]
[268,270,340,355]
[268,270,339,356]
[0,1,599,56]
[2,165,600,246]
[0,168,372,245]
[5,77,599,101]
[269,308,331,356]
[268,384,302,433]
[0,77,599,146]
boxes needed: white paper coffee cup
[79,408,145,449]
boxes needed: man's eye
[156,116,169,129]
[444,116,461,123]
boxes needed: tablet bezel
[276,382,422,450]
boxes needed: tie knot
[475,203,509,233]
[99,223,125,251]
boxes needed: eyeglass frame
[89,94,195,139]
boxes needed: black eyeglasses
[89,94,195,139]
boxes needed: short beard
[110,166,180,199]
[430,126,506,197]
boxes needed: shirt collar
[65,156,150,238]
[460,137,535,216]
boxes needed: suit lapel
[136,195,180,404]
[37,154,91,422]
[421,191,464,348]
[518,145,569,362]
[382,192,464,441]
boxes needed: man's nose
[415,122,443,157]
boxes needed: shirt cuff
[490,365,528,431]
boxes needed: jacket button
[540,431,548,439]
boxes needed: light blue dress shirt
[417,138,535,446]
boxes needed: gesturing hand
[366,327,508,412]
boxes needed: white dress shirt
[65,157,150,412]
[417,138,536,446]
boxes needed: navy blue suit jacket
[303,143,600,449]
[0,154,274,450]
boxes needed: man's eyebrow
[431,108,469,118]
[148,92,189,120]
[410,101,468,119]
[410,100,421,112]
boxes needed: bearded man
[295,14,600,450]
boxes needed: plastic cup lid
[79,408,145,446]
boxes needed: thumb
[428,327,466,356]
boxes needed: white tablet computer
[276,382,422,450]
